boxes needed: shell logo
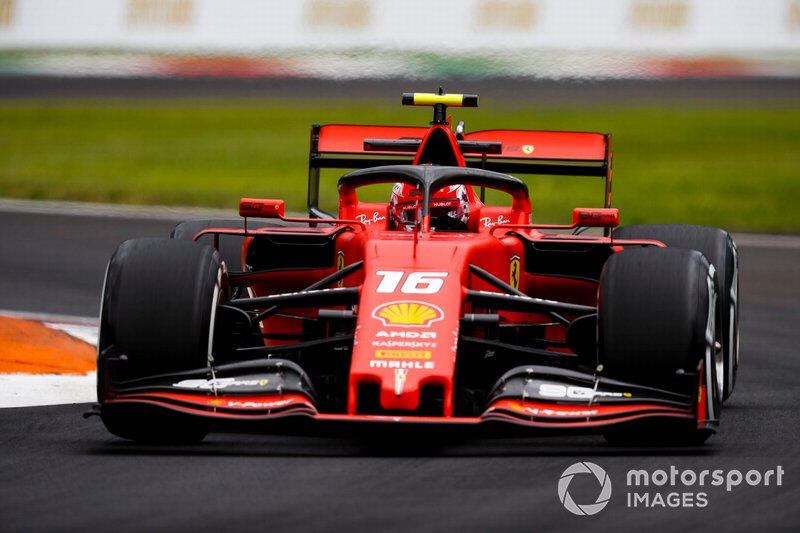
[372,301,444,327]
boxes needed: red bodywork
[248,121,601,419]
[102,95,714,435]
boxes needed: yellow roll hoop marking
[402,92,479,107]
[415,93,467,106]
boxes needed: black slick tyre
[614,224,739,401]
[598,247,722,446]
[97,238,224,443]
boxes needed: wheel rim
[727,242,740,396]
[706,266,724,401]
[715,336,725,399]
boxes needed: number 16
[375,271,448,294]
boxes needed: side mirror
[239,198,285,219]
[572,208,619,228]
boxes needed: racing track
[3,75,800,104]
[1,205,798,532]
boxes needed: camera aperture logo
[557,462,785,514]
[558,462,612,516]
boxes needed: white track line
[0,373,97,408]
[43,323,98,347]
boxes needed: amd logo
[375,331,437,339]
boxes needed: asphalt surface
[0,206,198,317]
[0,207,798,532]
[3,75,800,105]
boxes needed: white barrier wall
[1,0,799,54]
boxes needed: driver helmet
[389,183,470,231]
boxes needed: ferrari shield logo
[522,145,535,155]
[510,255,521,290]
[336,251,345,288]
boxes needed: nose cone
[372,359,436,411]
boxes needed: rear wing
[307,123,612,218]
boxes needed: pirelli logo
[375,350,431,360]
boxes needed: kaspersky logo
[558,462,612,516]
[372,301,444,327]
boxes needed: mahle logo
[558,462,612,516]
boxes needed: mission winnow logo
[557,462,785,515]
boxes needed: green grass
[1,100,798,232]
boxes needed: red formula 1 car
[94,91,739,445]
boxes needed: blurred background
[1,0,799,230]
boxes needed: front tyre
[615,224,739,401]
[97,238,225,443]
[598,248,722,446]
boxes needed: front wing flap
[101,359,319,420]
[481,365,708,430]
[100,360,713,434]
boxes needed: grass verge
[1,100,798,232]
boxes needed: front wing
[97,359,717,435]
